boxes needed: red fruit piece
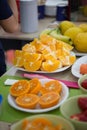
[81,79,87,89]
[71,112,87,122]
[78,97,87,111]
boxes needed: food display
[71,97,87,122]
[7,78,69,113]
[14,34,76,72]
[9,78,64,109]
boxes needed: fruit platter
[13,20,87,73]
[8,78,69,113]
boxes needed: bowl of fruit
[78,74,87,94]
[60,95,87,130]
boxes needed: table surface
[0,20,86,130]
[0,65,82,130]
[0,17,55,40]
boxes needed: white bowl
[78,74,87,94]
[60,95,87,130]
[10,114,75,130]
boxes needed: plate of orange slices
[8,78,69,113]
[14,34,76,73]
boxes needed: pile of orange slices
[10,78,62,109]
[22,117,63,130]
[14,34,76,72]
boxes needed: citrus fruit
[22,43,36,53]
[29,78,41,94]
[74,32,87,52]
[64,27,83,42]
[41,58,62,72]
[40,80,62,95]
[59,20,75,34]
[39,92,60,108]
[14,50,24,67]
[16,93,39,109]
[10,80,30,97]
[79,23,87,32]
[22,118,62,130]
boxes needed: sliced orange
[15,94,39,109]
[22,118,61,130]
[40,80,62,95]
[29,78,41,94]
[39,92,60,108]
[41,58,62,72]
[22,43,36,53]
[24,59,42,72]
[14,50,24,67]
[23,53,42,62]
[10,80,30,97]
[69,55,76,65]
[40,34,57,45]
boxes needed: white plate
[71,55,87,78]
[73,49,87,56]
[16,65,70,74]
[8,79,69,113]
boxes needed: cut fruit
[29,78,41,94]
[16,93,39,109]
[39,92,60,108]
[14,50,24,67]
[41,58,62,72]
[22,43,36,53]
[40,80,62,95]
[24,59,42,72]
[10,80,30,97]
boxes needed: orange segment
[24,53,42,62]
[29,78,41,94]
[41,58,62,72]
[15,94,39,109]
[22,118,62,130]
[39,92,60,108]
[24,60,42,72]
[14,50,24,67]
[40,80,62,95]
[10,80,30,97]
[22,43,36,53]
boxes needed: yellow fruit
[74,33,87,52]
[59,20,75,34]
[64,27,83,42]
[79,23,87,32]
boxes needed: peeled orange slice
[39,92,60,108]
[41,58,62,72]
[14,50,24,67]
[24,60,42,72]
[22,118,62,130]
[22,43,36,53]
[40,80,62,95]
[10,80,30,97]
[16,94,39,109]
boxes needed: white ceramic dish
[10,114,75,130]
[8,79,69,113]
[16,65,70,74]
[71,55,87,78]
[73,49,87,56]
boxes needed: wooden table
[0,17,55,41]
